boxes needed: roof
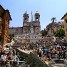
[23,12,29,17]
[9,27,23,29]
[0,5,12,20]
[61,13,67,20]
[5,10,12,20]
[35,12,40,16]
[0,5,4,13]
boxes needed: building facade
[9,12,40,35]
[0,5,11,45]
[61,13,67,41]
[23,12,40,34]
[9,12,41,43]
[46,22,63,36]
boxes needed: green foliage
[41,29,47,36]
[54,28,65,38]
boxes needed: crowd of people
[0,45,18,67]
[37,45,67,61]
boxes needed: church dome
[35,12,40,16]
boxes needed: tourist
[1,53,8,67]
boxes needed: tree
[51,17,56,22]
[41,29,47,36]
[54,28,65,38]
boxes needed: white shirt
[1,55,7,61]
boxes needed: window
[0,36,2,42]
[0,13,1,16]
[0,17,2,22]
[65,19,67,23]
[24,18,27,20]
[66,29,67,31]
[36,17,38,19]
[35,36,36,38]
[36,17,39,21]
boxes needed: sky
[0,0,67,30]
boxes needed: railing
[0,57,25,67]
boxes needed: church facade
[9,12,40,35]
[9,12,42,43]
[23,12,40,34]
